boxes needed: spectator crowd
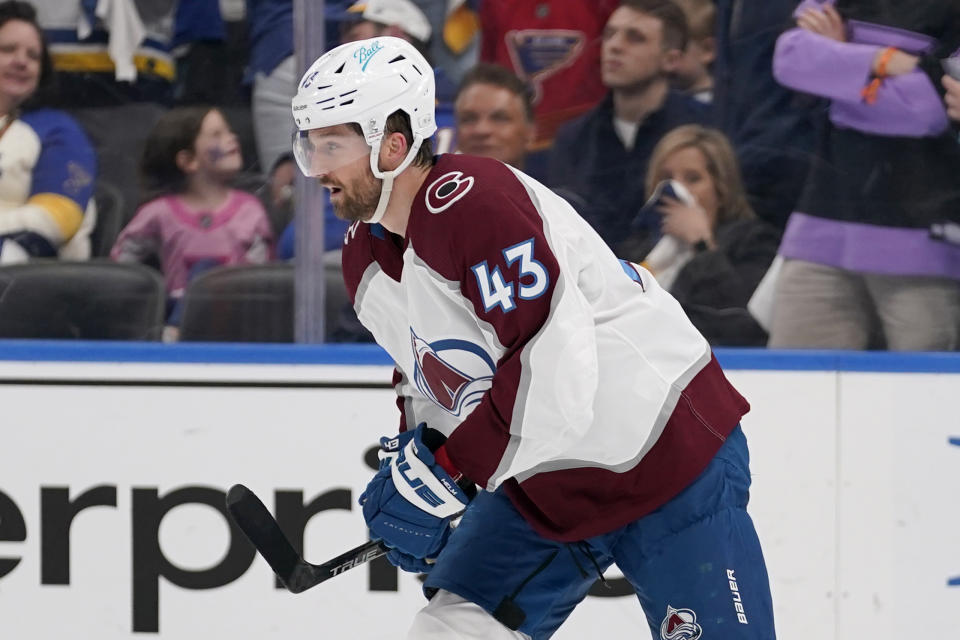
[0,0,957,350]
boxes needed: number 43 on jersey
[470,238,549,313]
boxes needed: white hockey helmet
[291,37,437,223]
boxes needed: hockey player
[292,36,776,639]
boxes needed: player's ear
[380,131,409,170]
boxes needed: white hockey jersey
[342,154,748,541]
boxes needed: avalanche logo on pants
[660,606,702,640]
[411,329,495,417]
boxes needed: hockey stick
[226,484,386,594]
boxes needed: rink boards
[0,342,957,640]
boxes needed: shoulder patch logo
[425,171,474,214]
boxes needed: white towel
[96,0,147,82]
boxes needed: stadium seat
[0,260,165,339]
[179,264,294,342]
[89,181,126,257]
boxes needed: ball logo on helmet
[425,171,474,214]
[353,40,384,71]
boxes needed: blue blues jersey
[245,0,295,81]
[0,109,97,258]
[36,0,176,82]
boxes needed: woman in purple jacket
[769,0,960,351]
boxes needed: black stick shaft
[226,484,386,593]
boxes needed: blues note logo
[505,30,585,103]
[65,161,92,196]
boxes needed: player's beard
[330,165,383,222]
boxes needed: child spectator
[624,125,779,346]
[111,106,273,309]
[672,0,716,102]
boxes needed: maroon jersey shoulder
[418,154,524,215]
[409,154,547,281]
[341,222,374,304]
[342,219,407,303]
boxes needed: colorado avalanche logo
[660,606,702,640]
[425,171,474,214]
[411,330,495,416]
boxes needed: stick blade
[226,484,302,588]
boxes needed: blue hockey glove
[386,548,435,574]
[359,424,470,560]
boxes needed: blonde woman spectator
[623,125,779,346]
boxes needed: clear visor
[292,126,373,177]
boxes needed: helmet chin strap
[365,134,425,226]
